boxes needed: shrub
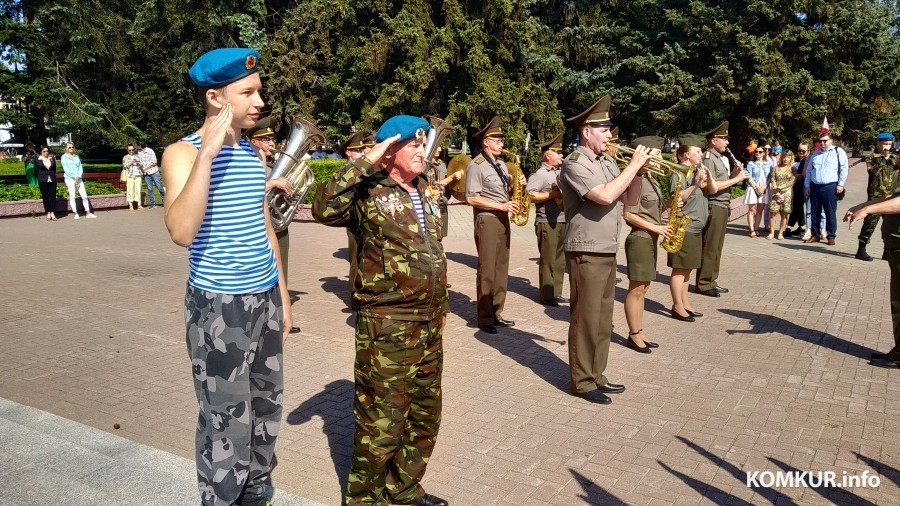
[0,157,22,166]
[304,159,349,203]
[0,182,120,202]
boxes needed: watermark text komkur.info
[747,470,880,489]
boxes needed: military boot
[856,242,873,261]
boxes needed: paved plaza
[1,162,899,505]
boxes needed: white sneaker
[86,213,98,219]
[801,231,811,241]
[73,214,80,220]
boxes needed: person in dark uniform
[526,132,567,307]
[465,116,524,334]
[846,171,900,370]
[426,145,459,240]
[313,116,449,506]
[669,135,710,322]
[622,135,668,353]
[856,133,900,261]
[340,131,377,301]
[695,121,749,297]
[558,95,651,405]
[245,117,302,334]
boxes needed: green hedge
[0,182,120,203]
[304,159,347,203]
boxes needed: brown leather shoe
[804,237,820,244]
[827,239,836,245]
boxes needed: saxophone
[661,172,692,254]
[503,148,532,226]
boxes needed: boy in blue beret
[161,47,292,506]
[313,116,450,506]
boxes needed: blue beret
[876,132,895,142]
[189,48,260,89]
[375,115,430,144]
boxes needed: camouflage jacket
[866,153,900,199]
[312,158,448,321]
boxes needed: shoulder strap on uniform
[569,151,581,162]
[704,151,711,159]
[473,154,485,164]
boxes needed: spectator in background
[122,144,144,211]
[23,143,38,188]
[36,146,58,221]
[329,150,342,160]
[138,141,164,208]
[310,145,327,160]
[60,142,97,220]
[743,146,771,237]
[785,142,810,237]
[768,150,796,240]
[804,133,848,245]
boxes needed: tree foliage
[1,0,898,155]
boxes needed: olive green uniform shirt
[703,150,732,208]
[623,175,663,239]
[559,145,621,254]
[669,172,708,234]
[526,163,565,224]
[466,153,511,205]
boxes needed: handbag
[120,168,128,183]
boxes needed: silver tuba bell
[266,117,326,231]
[423,116,455,184]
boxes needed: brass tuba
[503,148,532,226]
[423,116,456,184]
[266,117,326,231]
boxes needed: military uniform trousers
[439,200,449,240]
[858,194,882,245]
[566,252,616,394]
[535,221,566,301]
[184,284,284,506]
[347,314,445,506]
[474,211,511,326]
[696,205,729,292]
[276,229,290,284]
[884,248,900,365]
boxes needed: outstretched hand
[844,205,869,230]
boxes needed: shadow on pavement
[318,276,355,327]
[449,289,570,392]
[769,457,875,506]
[286,379,355,496]
[773,242,857,259]
[444,251,538,301]
[569,469,627,505]
[719,308,876,360]
[854,452,900,488]
[671,436,798,506]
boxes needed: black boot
[856,242,873,261]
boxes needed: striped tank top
[181,134,278,294]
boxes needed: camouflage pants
[346,314,445,506]
[858,213,881,245]
[184,284,284,506]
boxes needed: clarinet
[725,148,759,195]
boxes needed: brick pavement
[1,160,899,505]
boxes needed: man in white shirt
[138,141,165,208]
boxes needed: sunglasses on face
[755,150,764,153]
[819,138,830,143]
[798,150,808,153]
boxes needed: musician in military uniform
[466,116,523,334]
[341,131,376,300]
[313,116,449,506]
[856,132,900,261]
[526,132,567,307]
[559,96,650,405]
[695,121,749,297]
[622,136,668,353]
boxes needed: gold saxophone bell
[502,149,531,226]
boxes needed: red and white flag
[814,116,830,151]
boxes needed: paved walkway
[1,160,899,505]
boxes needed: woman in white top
[60,142,97,219]
[743,147,771,237]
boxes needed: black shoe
[479,324,498,334]
[540,299,560,307]
[598,382,626,394]
[696,289,720,298]
[415,493,449,506]
[670,307,696,322]
[574,390,612,405]
[869,357,900,369]
[784,229,793,237]
[495,318,515,327]
[289,326,301,334]
[714,287,729,294]
[627,335,652,354]
[856,248,874,261]
[871,351,890,360]
[686,309,703,318]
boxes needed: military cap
[189,48,260,89]
[705,121,729,139]
[339,130,376,153]
[609,127,620,143]
[374,115,429,144]
[630,136,664,151]
[473,116,504,142]
[243,116,276,140]
[876,132,895,142]
[567,95,613,127]
[678,134,706,149]
[539,132,564,152]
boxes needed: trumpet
[610,144,695,182]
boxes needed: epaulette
[569,151,581,162]
[473,154,485,164]
[704,152,711,159]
